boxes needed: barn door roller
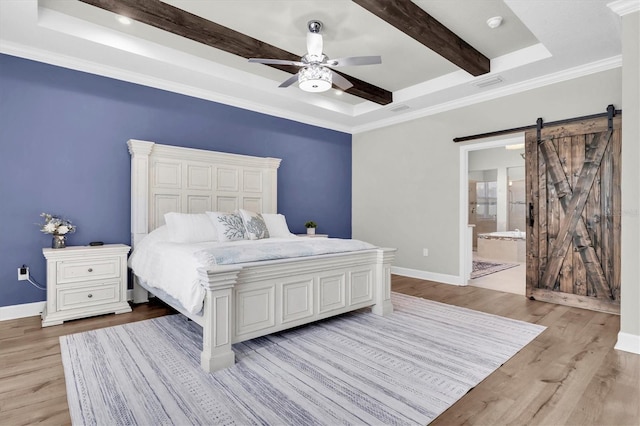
[607,104,615,131]
[536,117,543,143]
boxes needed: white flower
[39,213,76,235]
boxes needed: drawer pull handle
[88,268,93,272]
[87,294,93,298]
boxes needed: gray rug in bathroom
[471,260,519,279]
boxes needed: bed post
[371,248,396,316]
[127,139,155,303]
[199,266,242,372]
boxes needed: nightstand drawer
[57,257,121,284]
[57,282,120,311]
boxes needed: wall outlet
[18,265,29,281]
[423,248,429,257]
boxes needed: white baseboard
[0,290,137,322]
[614,332,640,354]
[392,266,464,286]
[0,301,45,321]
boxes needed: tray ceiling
[0,0,623,133]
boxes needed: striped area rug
[60,293,545,425]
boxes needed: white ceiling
[0,0,624,133]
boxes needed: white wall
[353,68,622,280]
[618,8,640,352]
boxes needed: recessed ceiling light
[116,15,132,25]
[486,16,503,29]
[505,143,525,150]
[335,90,343,96]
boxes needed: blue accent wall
[0,53,352,308]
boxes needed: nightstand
[296,234,329,238]
[41,244,132,327]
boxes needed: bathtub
[477,230,526,262]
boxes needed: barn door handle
[528,203,535,227]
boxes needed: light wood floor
[1,276,638,425]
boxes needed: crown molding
[0,41,353,134]
[352,55,622,134]
[607,0,640,16]
[0,40,624,136]
[387,43,551,108]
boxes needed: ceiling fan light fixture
[249,18,379,95]
[298,65,332,92]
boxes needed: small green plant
[304,221,317,229]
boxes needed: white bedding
[128,227,376,314]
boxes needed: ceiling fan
[248,20,382,93]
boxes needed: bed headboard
[128,139,282,248]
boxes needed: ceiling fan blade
[326,56,382,67]
[330,71,353,91]
[249,58,305,67]
[306,32,323,57]
[278,73,300,88]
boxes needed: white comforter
[128,227,376,314]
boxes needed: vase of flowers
[39,213,76,249]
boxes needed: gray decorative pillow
[207,211,247,242]
[239,209,270,240]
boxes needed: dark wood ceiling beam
[352,0,490,76]
[79,0,393,105]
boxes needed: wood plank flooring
[1,276,638,425]
[0,298,174,425]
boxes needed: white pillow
[164,212,218,243]
[207,211,247,242]
[239,209,270,240]
[262,213,295,238]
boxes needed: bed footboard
[198,248,395,373]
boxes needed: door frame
[458,134,524,284]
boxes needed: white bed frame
[128,139,396,372]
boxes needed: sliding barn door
[525,116,621,314]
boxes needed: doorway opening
[459,136,526,295]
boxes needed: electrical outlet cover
[17,266,29,281]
